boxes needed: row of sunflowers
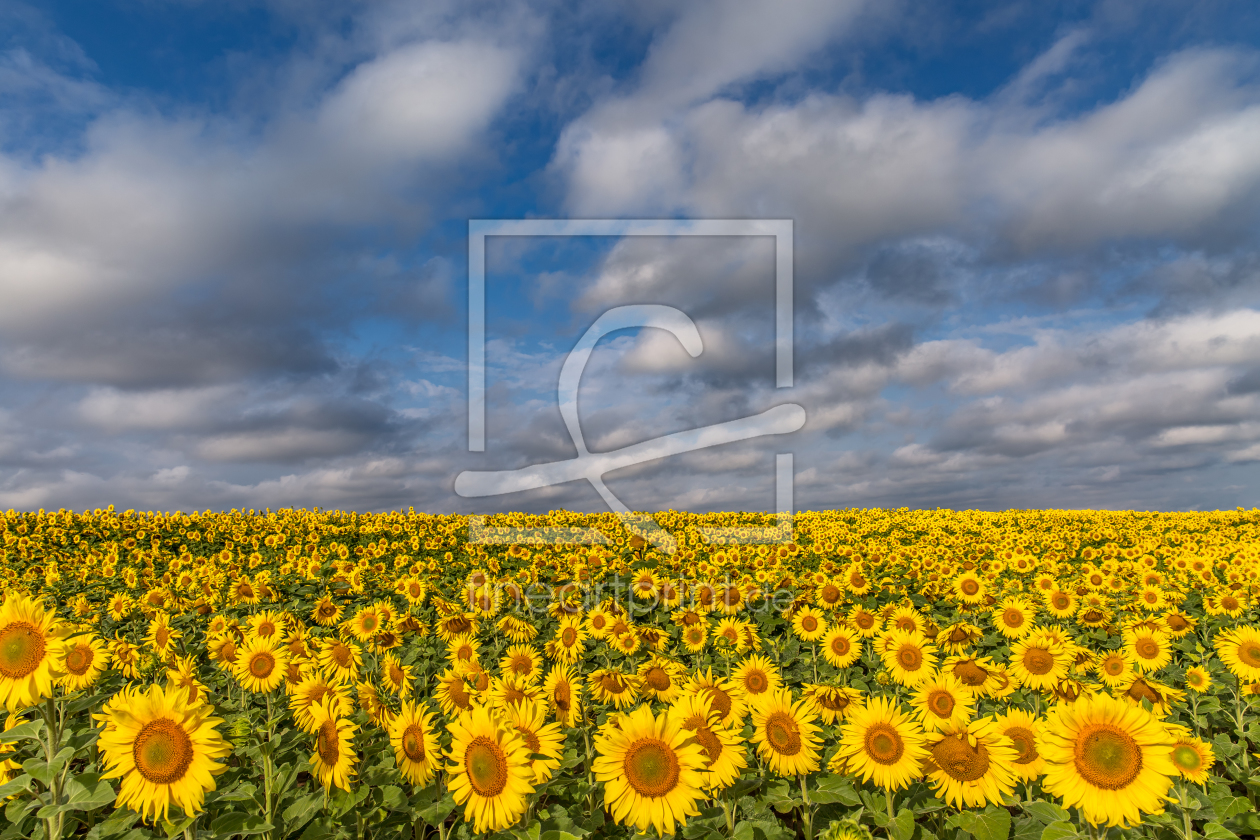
[0,506,1258,840]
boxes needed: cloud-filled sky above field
[3,0,1260,514]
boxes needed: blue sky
[2,0,1260,514]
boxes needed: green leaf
[727,777,764,800]
[956,807,1011,840]
[1039,822,1078,840]
[21,757,54,786]
[378,784,406,811]
[281,793,324,836]
[84,807,140,840]
[890,808,916,840]
[416,790,456,827]
[0,774,32,800]
[1213,734,1241,759]
[512,821,541,840]
[1011,817,1043,840]
[63,775,115,811]
[1022,802,1069,825]
[0,719,44,744]
[1211,793,1252,820]
[209,812,273,839]
[810,775,860,806]
[539,832,583,840]
[1204,823,1241,840]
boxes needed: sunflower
[952,572,987,605]
[446,633,480,665]
[435,613,479,642]
[1162,611,1197,638]
[668,693,746,790]
[585,607,614,639]
[680,623,708,654]
[911,674,975,734]
[497,614,538,644]
[1123,628,1172,674]
[143,614,181,662]
[108,594,132,622]
[232,636,287,694]
[992,597,1036,639]
[379,653,413,698]
[847,605,879,638]
[434,667,478,717]
[387,700,439,786]
[749,689,822,776]
[1009,633,1071,692]
[923,716,1019,808]
[543,665,582,727]
[802,684,862,724]
[993,709,1045,781]
[880,629,938,687]
[612,630,643,657]
[96,682,232,823]
[165,656,208,707]
[593,703,707,836]
[229,577,261,606]
[1183,666,1211,693]
[309,695,358,793]
[792,607,828,643]
[59,633,110,691]
[488,674,542,709]
[1043,589,1077,620]
[545,618,587,665]
[311,596,343,627]
[500,645,543,684]
[0,592,68,712]
[732,654,783,700]
[1163,725,1214,785]
[639,658,687,704]
[589,669,641,710]
[447,704,535,834]
[1038,693,1176,828]
[820,626,861,668]
[1214,626,1260,682]
[937,622,983,655]
[682,669,748,730]
[289,676,353,734]
[1117,675,1184,717]
[499,698,565,784]
[843,563,873,597]
[1094,652,1135,688]
[712,617,747,653]
[815,579,845,611]
[318,637,362,685]
[832,695,928,791]
[246,609,288,642]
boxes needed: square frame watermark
[462,219,798,549]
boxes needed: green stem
[885,786,895,840]
[41,695,64,840]
[799,775,815,840]
[811,644,818,683]
[1178,779,1194,840]
[263,691,276,840]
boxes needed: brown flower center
[931,734,990,782]
[133,718,194,785]
[1074,723,1143,790]
[763,710,802,756]
[623,738,680,797]
[864,723,905,765]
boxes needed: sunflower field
[1,507,1259,840]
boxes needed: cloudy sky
[3,0,1260,514]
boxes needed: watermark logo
[456,219,803,551]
